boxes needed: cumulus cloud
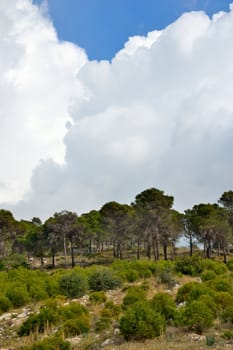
[1,1,233,219]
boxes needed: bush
[201,270,216,282]
[18,300,60,336]
[227,258,233,271]
[0,294,11,314]
[120,301,165,340]
[158,267,176,288]
[221,306,233,324]
[151,293,176,320]
[125,269,140,282]
[179,300,214,334]
[88,268,122,291]
[103,301,121,318]
[176,282,212,303]
[222,330,233,339]
[206,335,215,346]
[122,287,146,309]
[89,291,107,305]
[203,259,227,275]
[95,316,112,332]
[6,284,30,307]
[20,335,71,350]
[59,271,88,298]
[63,318,90,337]
[175,255,204,276]
[214,292,233,311]
[208,277,233,294]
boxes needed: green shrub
[176,282,212,303]
[18,300,60,336]
[59,271,88,298]
[208,277,233,294]
[7,284,30,307]
[227,258,233,271]
[88,268,122,291]
[0,294,11,314]
[221,306,233,324]
[179,300,214,334]
[122,286,146,309]
[151,293,176,320]
[206,335,215,346]
[120,301,165,340]
[125,269,140,282]
[201,270,216,282]
[63,318,90,337]
[214,292,233,311]
[89,291,107,304]
[221,330,233,339]
[103,301,121,318]
[175,255,204,276]
[95,316,112,332]
[158,267,176,288]
[20,335,71,350]
[203,259,227,275]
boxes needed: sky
[32,0,231,60]
[1,0,233,220]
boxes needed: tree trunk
[63,233,67,268]
[136,239,140,260]
[163,243,168,260]
[189,235,193,257]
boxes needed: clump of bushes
[18,300,90,337]
[0,294,11,314]
[175,255,204,276]
[151,292,176,321]
[89,291,107,305]
[120,301,165,340]
[59,271,88,298]
[177,300,214,334]
[88,268,122,291]
[20,335,71,350]
[122,286,146,309]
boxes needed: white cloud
[1,1,233,219]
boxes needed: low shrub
[6,284,30,308]
[122,286,146,309]
[206,335,215,346]
[20,335,71,350]
[179,300,214,334]
[0,294,11,314]
[89,291,107,304]
[201,270,216,282]
[158,267,176,288]
[120,301,165,340]
[221,330,233,339]
[175,255,204,276]
[176,282,212,303]
[151,292,176,320]
[59,271,88,298]
[88,268,122,291]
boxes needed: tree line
[0,188,233,267]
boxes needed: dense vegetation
[1,188,233,268]
[1,188,233,349]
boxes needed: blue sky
[34,0,231,60]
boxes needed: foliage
[89,291,107,304]
[206,335,216,346]
[178,300,214,334]
[151,292,176,320]
[6,284,30,307]
[119,301,165,340]
[18,300,90,337]
[158,267,176,288]
[88,267,122,291]
[20,336,71,350]
[0,294,11,314]
[122,286,147,309]
[175,255,204,276]
[176,282,212,303]
[59,271,88,298]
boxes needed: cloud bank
[1,0,233,219]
